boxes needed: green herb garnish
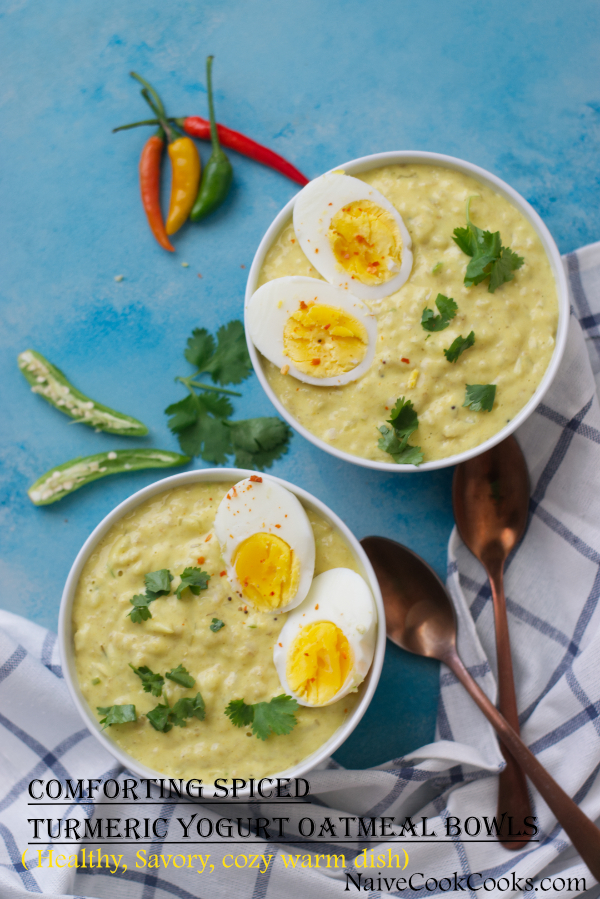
[377,396,424,466]
[225,694,298,741]
[166,322,291,468]
[210,618,225,632]
[147,702,172,733]
[165,664,195,688]
[444,331,475,363]
[421,294,458,332]
[97,704,137,729]
[130,664,165,696]
[127,568,174,622]
[452,197,524,293]
[147,693,205,732]
[175,567,211,599]
[432,262,443,274]
[144,569,173,596]
[127,594,156,623]
[463,383,496,412]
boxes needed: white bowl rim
[58,467,386,799]
[245,150,570,472]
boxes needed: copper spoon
[361,535,600,879]
[453,435,531,848]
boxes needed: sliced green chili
[190,56,233,221]
[28,449,190,505]
[18,349,148,435]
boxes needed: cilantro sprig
[377,397,424,466]
[127,568,173,622]
[97,704,137,729]
[210,618,225,632]
[421,294,457,332]
[175,567,211,599]
[463,384,496,412]
[165,664,195,688]
[147,693,206,733]
[225,694,298,741]
[452,197,524,293]
[166,321,291,469]
[444,331,475,363]
[130,664,164,696]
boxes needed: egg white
[293,171,413,301]
[246,276,377,386]
[214,476,316,613]
[273,568,377,706]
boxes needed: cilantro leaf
[144,569,173,597]
[444,331,475,363]
[176,412,233,463]
[377,396,423,466]
[453,199,524,293]
[170,693,206,727]
[463,383,496,412]
[225,698,255,728]
[147,702,172,733]
[127,594,156,623]
[184,321,252,386]
[184,328,216,371]
[378,426,424,465]
[175,567,211,599]
[130,664,164,696]
[165,664,195,688]
[488,246,524,293]
[421,294,458,332]
[210,618,225,632]
[225,694,298,740]
[387,396,419,439]
[251,695,299,741]
[226,417,292,470]
[164,395,201,433]
[97,704,137,729]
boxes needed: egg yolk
[233,533,300,610]
[328,199,403,286]
[282,302,368,377]
[286,621,353,705]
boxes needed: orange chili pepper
[139,129,174,252]
[165,136,201,235]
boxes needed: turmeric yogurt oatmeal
[249,164,559,463]
[72,478,375,781]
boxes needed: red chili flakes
[197,273,202,278]
[401,357,410,364]
[324,324,330,329]
[291,238,296,243]
[299,300,307,310]
[197,556,205,564]
[275,524,281,529]
[220,571,227,577]
[315,603,319,609]
[250,475,262,483]
[311,358,321,366]
[205,534,212,542]
[240,264,245,269]
[278,642,283,647]
[315,248,319,253]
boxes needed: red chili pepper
[176,116,308,186]
[139,130,175,252]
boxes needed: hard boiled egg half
[293,171,413,301]
[273,568,376,706]
[246,276,377,386]
[214,476,315,613]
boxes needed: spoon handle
[487,559,533,848]
[444,647,600,880]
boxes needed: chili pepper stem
[176,375,242,397]
[206,56,218,149]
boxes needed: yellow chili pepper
[165,136,201,235]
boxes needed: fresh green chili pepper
[28,449,190,505]
[189,56,233,221]
[18,350,148,436]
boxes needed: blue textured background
[2,0,599,768]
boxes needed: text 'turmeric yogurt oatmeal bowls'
[244,151,569,472]
[59,469,385,797]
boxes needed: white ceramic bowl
[59,468,385,797]
[245,151,570,472]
